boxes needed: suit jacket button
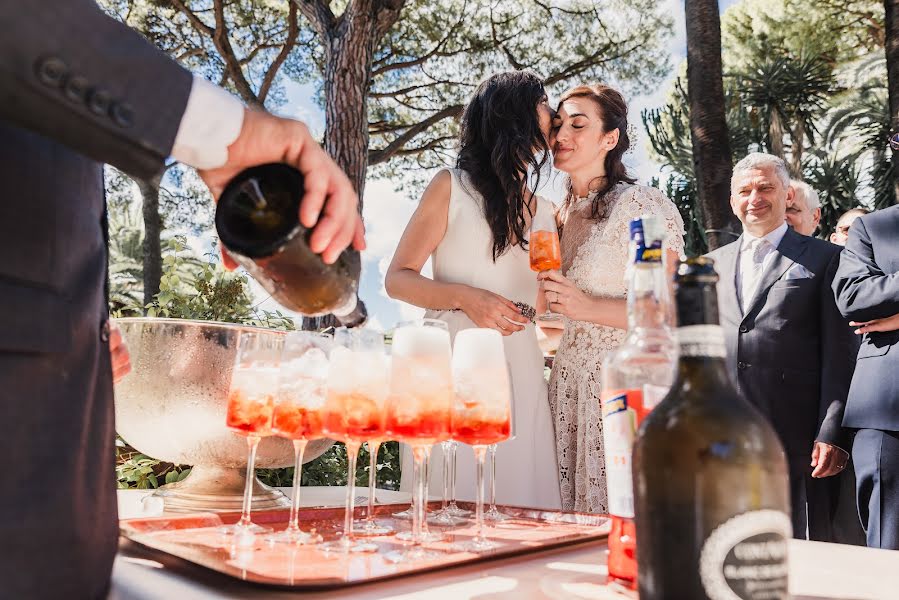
[738,361,748,370]
[100,321,111,343]
[87,88,112,116]
[35,56,67,87]
[63,75,89,103]
[110,102,134,128]
[739,324,749,333]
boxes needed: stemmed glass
[530,205,562,321]
[430,441,469,526]
[221,331,283,537]
[484,444,511,522]
[320,328,389,554]
[451,329,512,551]
[265,331,332,546]
[385,319,453,560]
[355,436,394,536]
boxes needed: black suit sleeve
[833,217,899,322]
[0,0,192,180]
[816,249,857,450]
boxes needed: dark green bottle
[632,257,791,600]
[215,163,366,327]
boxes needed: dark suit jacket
[707,227,857,539]
[0,1,191,597]
[833,205,899,432]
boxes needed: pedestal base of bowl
[152,465,291,513]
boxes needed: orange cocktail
[272,403,324,440]
[323,392,385,442]
[226,386,275,435]
[529,230,561,272]
[452,417,510,446]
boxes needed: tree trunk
[685,0,739,251]
[320,18,377,202]
[138,176,163,309]
[885,0,899,204]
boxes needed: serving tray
[120,501,610,590]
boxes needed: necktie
[741,237,769,309]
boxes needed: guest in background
[830,208,870,246]
[833,205,899,549]
[785,179,821,236]
[706,152,856,541]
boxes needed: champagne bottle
[215,163,366,327]
[600,215,677,589]
[633,257,791,600]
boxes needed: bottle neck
[673,279,730,384]
[626,248,669,332]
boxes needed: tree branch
[293,0,336,39]
[368,104,462,165]
[168,0,215,37]
[258,3,299,103]
[211,0,260,105]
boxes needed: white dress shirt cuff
[171,76,245,170]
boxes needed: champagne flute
[430,440,468,526]
[265,331,331,546]
[444,440,472,518]
[320,328,389,554]
[484,443,510,522]
[385,319,453,561]
[530,206,562,321]
[451,329,512,551]
[221,331,283,537]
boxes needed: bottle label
[601,388,656,518]
[635,240,663,263]
[677,324,726,358]
[699,510,791,600]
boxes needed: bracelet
[440,301,537,325]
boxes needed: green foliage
[256,441,402,491]
[643,0,893,244]
[116,436,191,490]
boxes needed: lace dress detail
[548,183,685,513]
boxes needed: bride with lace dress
[385,71,562,510]
[540,84,685,513]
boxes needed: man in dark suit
[832,205,899,549]
[706,152,856,541]
[0,1,363,597]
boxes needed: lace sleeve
[611,185,686,257]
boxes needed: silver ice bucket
[114,317,333,512]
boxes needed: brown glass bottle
[632,257,791,600]
[215,163,366,327]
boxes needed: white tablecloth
[111,487,899,600]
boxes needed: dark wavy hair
[558,84,636,220]
[456,71,550,260]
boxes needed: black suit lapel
[744,227,808,315]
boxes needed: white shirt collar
[741,221,788,251]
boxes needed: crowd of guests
[387,70,897,553]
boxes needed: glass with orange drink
[451,328,512,551]
[266,331,332,546]
[321,328,389,553]
[384,319,453,560]
[529,204,562,320]
[222,331,283,536]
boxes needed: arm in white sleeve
[170,76,244,169]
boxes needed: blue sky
[245,0,741,331]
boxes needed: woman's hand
[851,314,899,335]
[457,286,529,335]
[538,270,594,321]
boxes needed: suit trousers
[853,429,899,549]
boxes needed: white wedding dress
[400,168,562,510]
[548,183,685,513]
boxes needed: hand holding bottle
[200,109,365,266]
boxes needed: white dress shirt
[737,221,788,310]
[170,76,245,169]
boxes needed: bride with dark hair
[386,70,562,509]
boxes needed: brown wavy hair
[558,84,635,220]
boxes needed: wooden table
[110,488,899,600]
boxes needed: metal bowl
[114,317,333,512]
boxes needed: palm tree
[685,0,740,250]
[884,0,899,202]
